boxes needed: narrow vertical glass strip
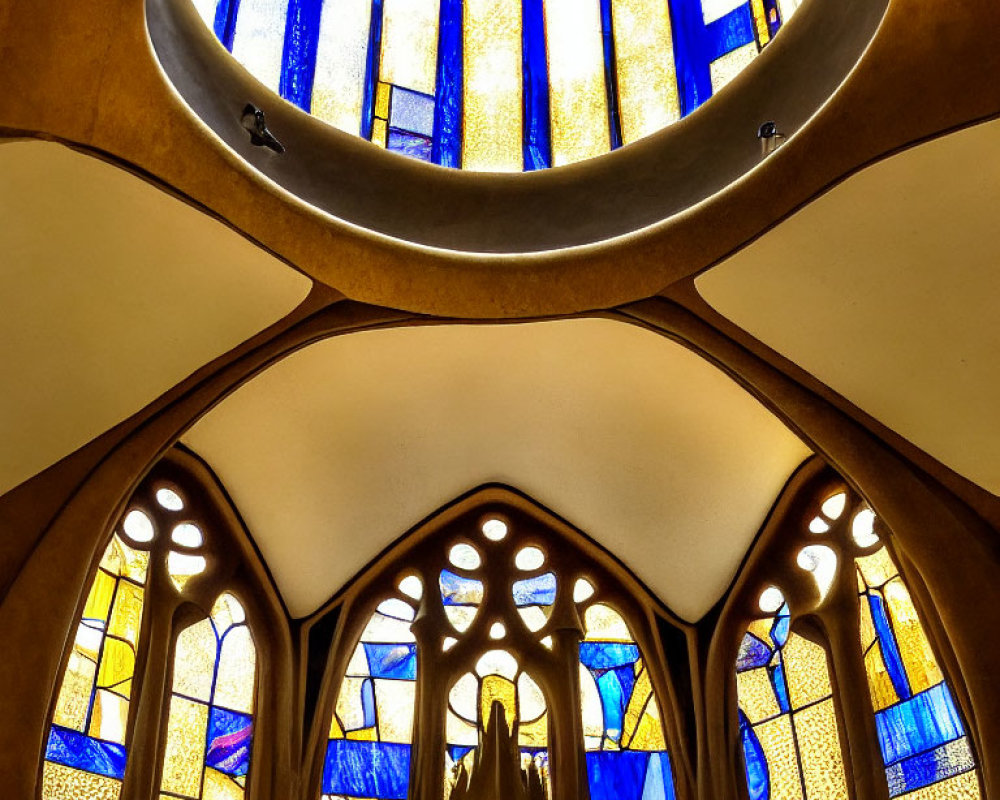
[380,0,440,95]
[521,0,551,170]
[432,0,464,167]
[279,0,324,111]
[312,0,374,135]
[463,0,523,172]
[230,0,291,92]
[668,0,713,115]
[612,0,679,144]
[598,0,623,151]
[214,0,241,49]
[361,0,386,140]
[543,0,610,166]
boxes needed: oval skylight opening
[573,578,596,603]
[449,543,482,571]
[515,547,545,571]
[398,575,424,600]
[758,586,785,614]
[475,650,518,679]
[489,622,507,640]
[852,508,880,548]
[821,491,847,520]
[808,516,830,534]
[170,523,203,548]
[481,518,508,541]
[155,487,185,511]
[123,509,155,543]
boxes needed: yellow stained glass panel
[629,705,667,750]
[753,715,802,800]
[374,678,415,743]
[480,674,516,728]
[380,0,439,95]
[42,762,122,800]
[107,581,144,646]
[750,0,770,45]
[372,118,388,148]
[794,699,849,800]
[783,634,832,710]
[518,712,548,747]
[895,769,981,800]
[748,618,774,647]
[375,82,391,121]
[857,547,898,588]
[737,667,780,724]
[864,644,899,711]
[202,766,245,800]
[446,708,479,746]
[311,0,372,134]
[215,626,257,714]
[462,0,522,171]
[173,619,217,703]
[160,695,209,797]
[83,570,116,623]
[611,0,680,144]
[709,43,758,95]
[52,650,97,731]
[621,667,655,747]
[97,639,135,691]
[859,592,877,649]
[883,578,943,693]
[544,0,610,165]
[329,713,345,739]
[337,677,370,731]
[346,726,378,740]
[88,688,129,744]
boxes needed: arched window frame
[715,460,985,800]
[304,486,694,800]
[39,448,291,800]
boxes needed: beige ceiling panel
[697,119,1000,494]
[0,141,311,495]
[183,319,810,620]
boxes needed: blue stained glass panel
[390,86,436,137]
[739,712,769,800]
[431,0,462,167]
[513,572,557,606]
[704,4,755,61]
[736,633,772,672]
[214,0,241,50]
[206,706,254,776]
[581,642,641,670]
[363,643,418,680]
[360,0,385,140]
[279,0,323,110]
[768,661,790,714]
[597,670,627,739]
[448,745,474,763]
[885,737,977,797]
[388,129,434,161]
[587,751,676,800]
[323,740,412,799]
[868,592,912,701]
[521,0,551,170]
[598,0,623,150]
[361,678,377,728]
[875,682,965,767]
[45,726,128,780]
[439,570,484,605]
[769,606,790,648]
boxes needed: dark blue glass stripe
[279,0,324,111]
[762,0,782,39]
[206,706,253,776]
[739,712,769,800]
[868,592,912,701]
[360,0,386,140]
[45,726,128,780]
[875,682,965,767]
[598,0,623,150]
[432,0,463,167]
[885,737,976,797]
[513,572,557,606]
[388,129,435,162]
[214,0,241,51]
[704,5,755,62]
[323,740,411,798]
[586,751,676,800]
[769,660,790,714]
[363,642,418,679]
[770,606,789,648]
[580,642,640,670]
[521,0,551,170]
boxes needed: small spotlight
[241,103,285,153]
[757,121,785,156]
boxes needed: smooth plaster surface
[0,140,311,495]
[696,118,1000,495]
[182,318,811,620]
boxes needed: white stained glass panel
[192,0,220,28]
[311,0,373,135]
[544,0,610,166]
[380,0,439,94]
[463,0,523,171]
[701,0,746,24]
[229,0,290,92]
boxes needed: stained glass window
[193,0,800,170]
[322,597,419,800]
[160,593,257,799]
[579,604,677,800]
[735,591,849,800]
[42,534,150,800]
[854,510,981,799]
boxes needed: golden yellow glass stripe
[42,762,122,800]
[372,119,388,148]
[380,0,439,95]
[611,0,680,144]
[753,715,801,799]
[794,699,849,800]
[857,546,897,588]
[864,645,900,711]
[750,0,770,45]
[311,0,372,135]
[544,0,610,166]
[883,578,943,693]
[462,0,523,171]
[160,695,209,797]
[783,634,832,710]
[737,667,780,724]
[203,766,245,800]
